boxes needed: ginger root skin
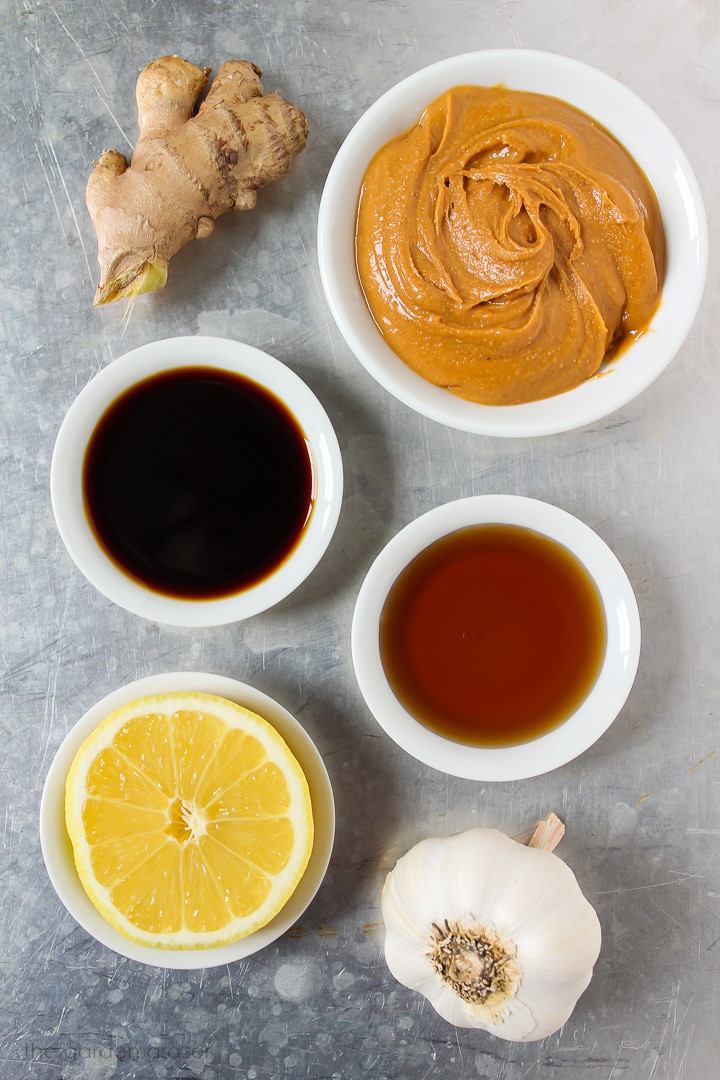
[86,56,309,305]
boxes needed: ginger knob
[86,56,308,305]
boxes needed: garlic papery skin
[381,825,601,1041]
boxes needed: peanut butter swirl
[355,86,664,405]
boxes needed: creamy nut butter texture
[355,86,664,405]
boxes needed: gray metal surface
[1,1,717,1077]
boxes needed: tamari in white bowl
[352,495,640,781]
[318,50,707,437]
[51,336,343,626]
[40,672,335,969]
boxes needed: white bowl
[40,672,335,969]
[352,496,640,781]
[51,336,343,626]
[318,50,707,437]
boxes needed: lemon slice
[65,692,314,949]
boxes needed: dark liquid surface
[83,367,314,599]
[379,524,607,747]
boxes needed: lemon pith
[65,692,314,949]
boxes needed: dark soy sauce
[83,367,314,599]
[379,524,607,747]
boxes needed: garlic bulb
[381,816,601,1041]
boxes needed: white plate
[40,672,335,969]
[318,50,707,436]
[51,337,343,625]
[352,496,641,781]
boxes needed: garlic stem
[527,812,565,853]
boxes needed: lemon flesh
[65,692,314,949]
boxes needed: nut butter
[356,86,664,405]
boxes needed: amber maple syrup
[379,524,607,747]
[83,366,314,599]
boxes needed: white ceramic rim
[351,495,641,781]
[50,337,343,626]
[39,672,335,969]
[318,49,708,437]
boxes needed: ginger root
[86,56,308,305]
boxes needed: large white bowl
[51,337,343,626]
[352,496,640,781]
[40,672,335,969]
[318,50,707,437]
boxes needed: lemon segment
[65,692,314,949]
